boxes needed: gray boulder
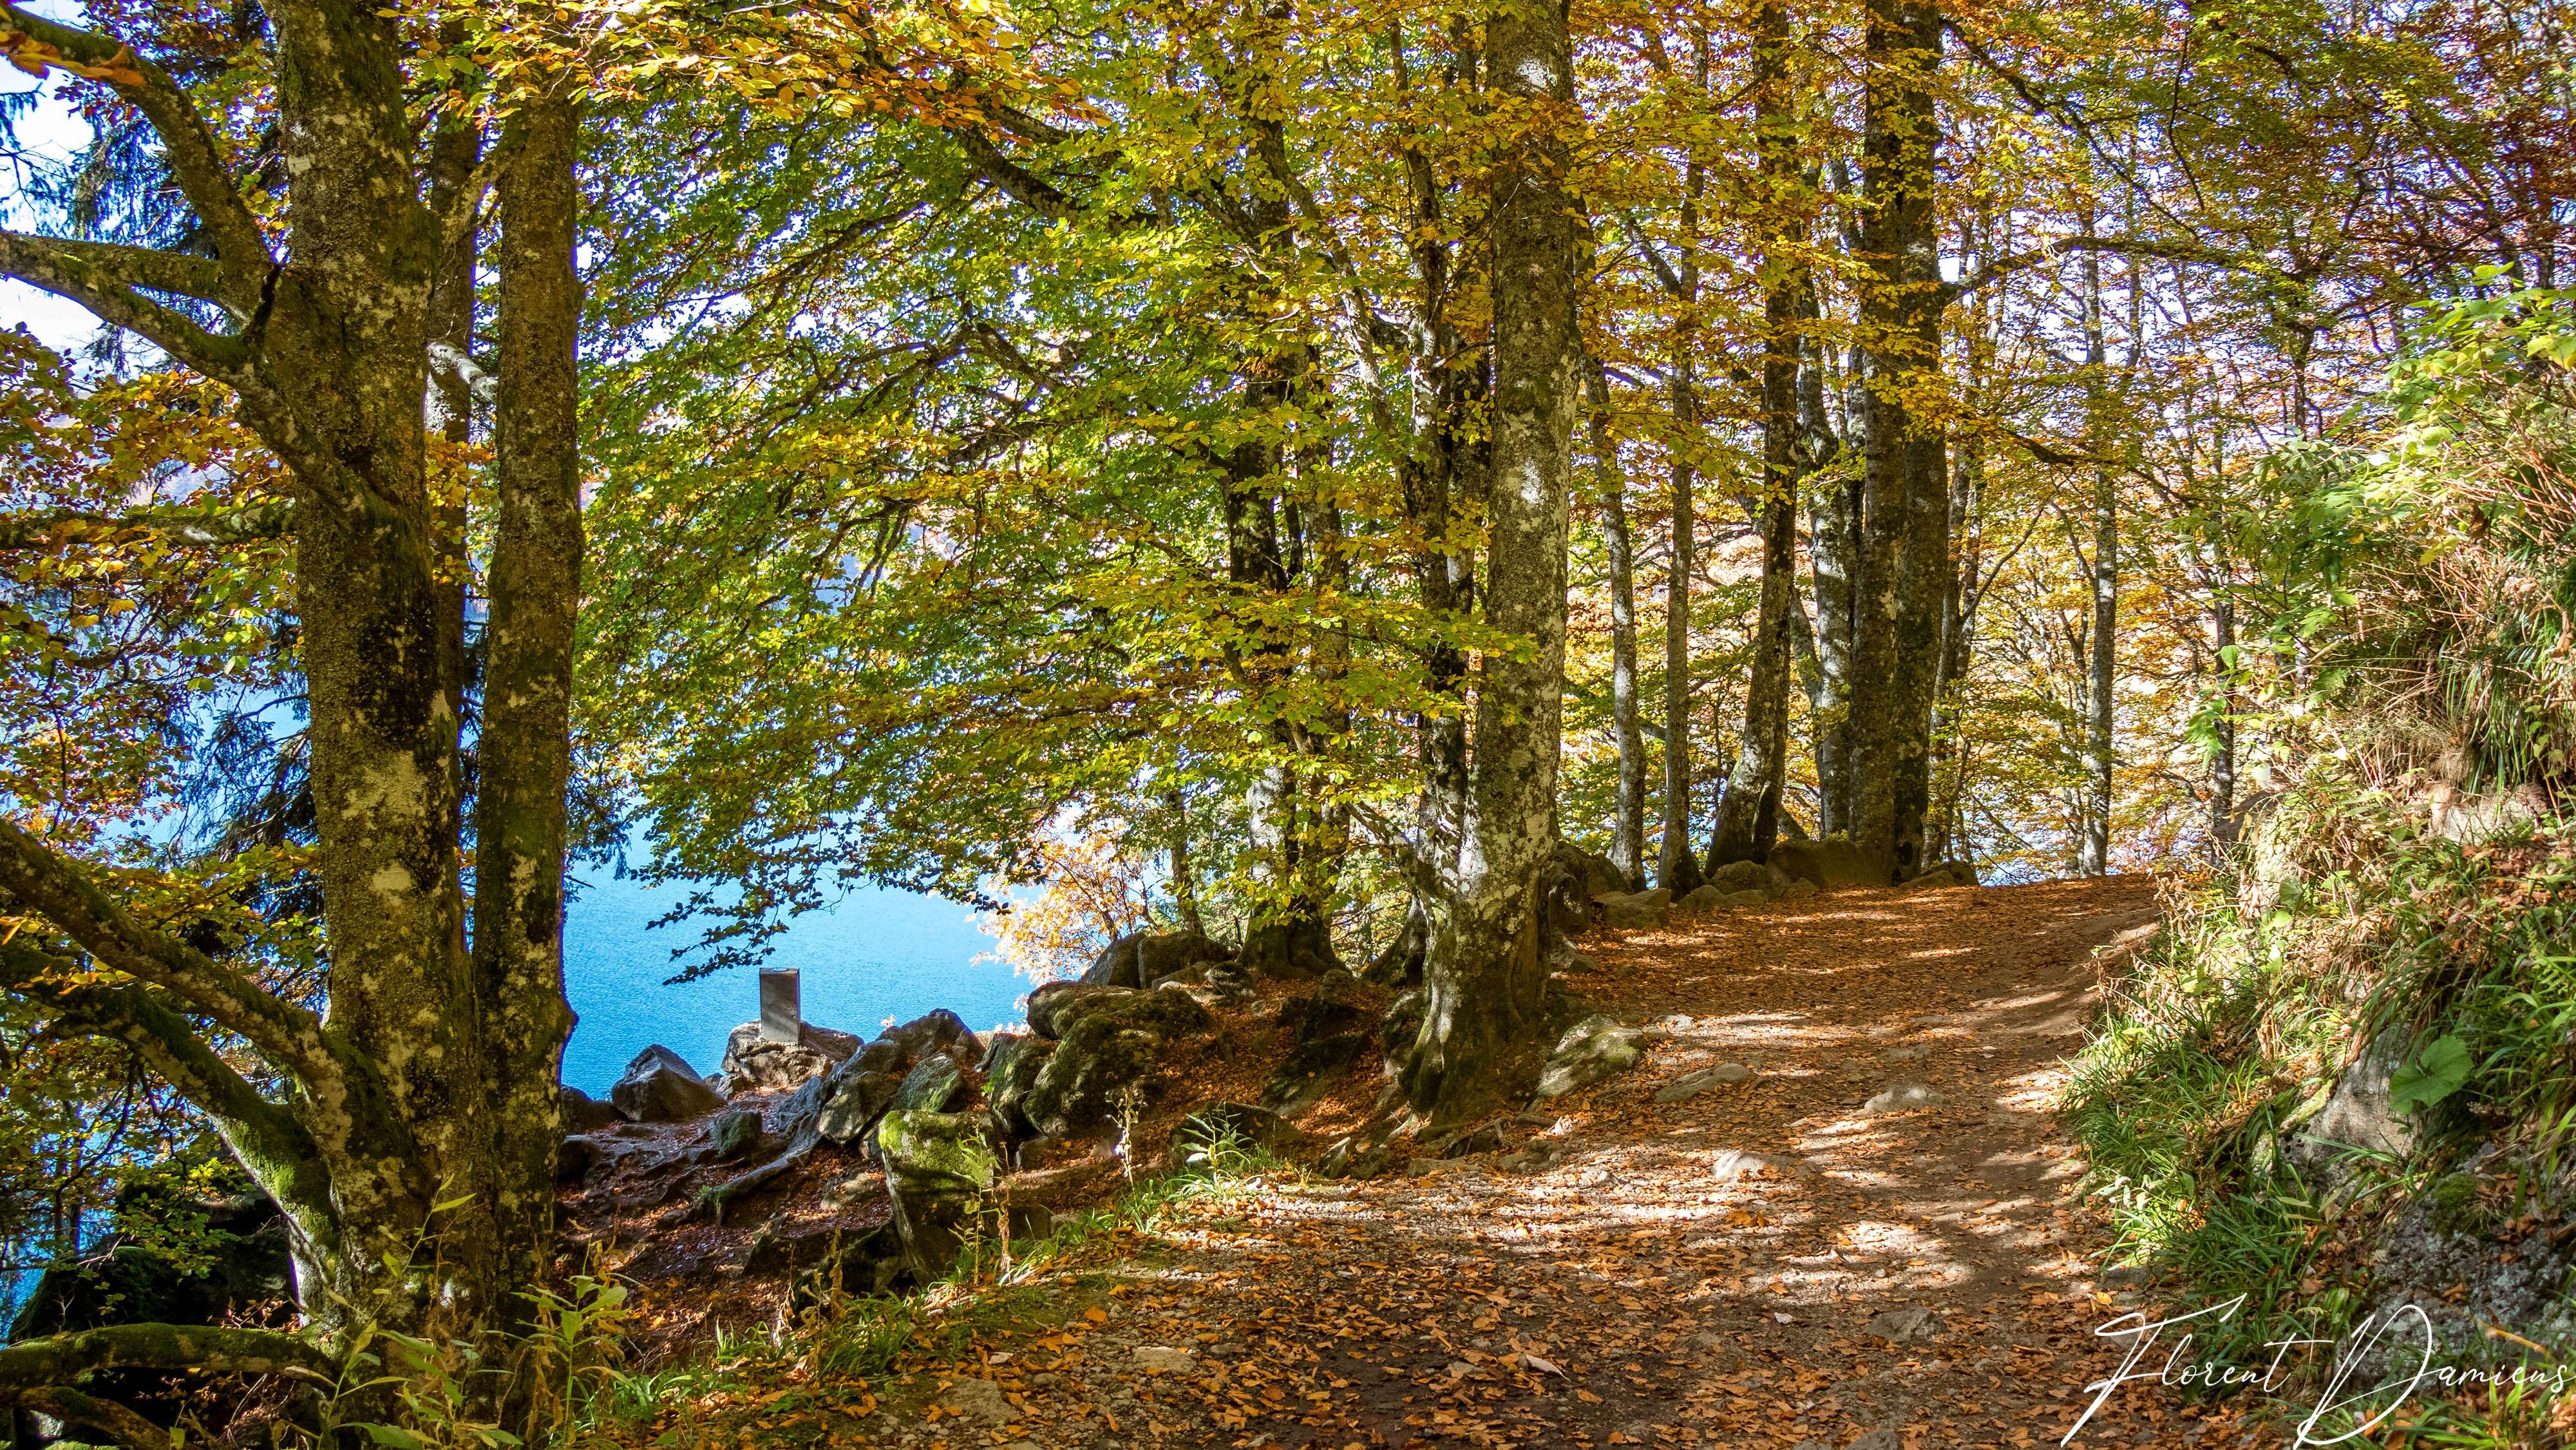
[1026,981,1134,1040]
[1903,861,1979,891]
[1864,1306,1942,1345]
[1678,883,1727,910]
[890,1053,971,1114]
[560,1085,622,1132]
[1862,1081,1947,1114]
[1018,985,1213,1136]
[815,1067,904,1147]
[719,1020,861,1092]
[1654,1063,1754,1103]
[1768,837,1895,890]
[1594,888,1671,930]
[1079,930,1238,989]
[2284,1027,2417,1183]
[1536,1015,1646,1098]
[1705,859,1788,897]
[875,1109,1001,1282]
[983,1033,1057,1139]
[611,1045,727,1123]
[1558,840,1635,900]
[706,1106,767,1163]
[879,1009,974,1063]
[976,1030,1024,1073]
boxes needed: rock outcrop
[1768,837,1896,890]
[1006,985,1213,1138]
[1536,1015,1646,1098]
[718,1020,861,1092]
[1593,887,1671,930]
[1080,931,1238,989]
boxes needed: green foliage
[2388,1034,2472,1118]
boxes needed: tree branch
[3,939,329,1212]
[1620,211,1689,298]
[0,229,258,383]
[0,1324,337,1391]
[0,499,294,553]
[0,1,270,289]
[1942,233,2280,304]
[0,818,349,1099]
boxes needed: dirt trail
[897,876,2267,1450]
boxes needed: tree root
[0,1322,337,1392]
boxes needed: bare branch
[0,499,293,552]
[0,1,270,289]
[1620,212,1689,298]
[1942,234,2281,305]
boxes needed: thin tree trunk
[2209,591,2238,854]
[2078,211,2116,878]
[1707,0,1801,870]
[1660,60,1708,896]
[476,91,584,1332]
[1586,356,1647,888]
[1404,0,1582,1124]
[1164,787,1206,933]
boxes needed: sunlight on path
[883,878,2265,1450]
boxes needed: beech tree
[0,0,583,1417]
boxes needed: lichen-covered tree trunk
[0,0,587,1404]
[1403,0,1582,1125]
[1845,0,1944,882]
[1658,85,1708,897]
[477,91,585,1325]
[1585,358,1647,890]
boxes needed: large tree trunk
[0,0,587,1407]
[1403,0,1582,1125]
[1586,357,1648,888]
[1707,0,1801,869]
[1844,0,1944,881]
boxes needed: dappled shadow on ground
[893,875,2278,1449]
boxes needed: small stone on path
[1865,1304,1943,1344]
[1863,1080,1947,1112]
[940,1377,1012,1426]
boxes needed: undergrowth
[2066,785,2576,1446]
[581,1120,1291,1447]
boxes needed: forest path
[916,875,2262,1450]
[896,875,2287,1450]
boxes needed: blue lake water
[560,875,1032,1094]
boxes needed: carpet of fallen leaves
[622,875,2291,1449]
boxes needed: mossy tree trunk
[1401,0,1585,1125]
[0,0,585,1410]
